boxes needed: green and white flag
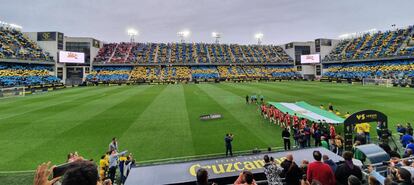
[268,101,344,124]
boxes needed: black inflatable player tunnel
[343,110,388,151]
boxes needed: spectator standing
[225,133,234,157]
[329,124,336,142]
[401,131,413,148]
[321,136,329,150]
[361,122,371,143]
[323,155,337,173]
[119,153,127,184]
[197,168,217,185]
[405,139,414,154]
[282,128,291,150]
[304,124,311,147]
[335,151,362,185]
[122,154,135,183]
[335,135,344,156]
[397,124,407,140]
[307,151,336,185]
[263,155,283,185]
[109,137,118,152]
[280,154,302,185]
[313,128,321,147]
[300,160,309,176]
[99,155,109,180]
[108,150,127,183]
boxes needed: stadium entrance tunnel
[343,110,389,151]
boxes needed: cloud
[0,0,413,44]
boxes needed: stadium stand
[323,60,414,79]
[191,66,220,79]
[0,63,59,87]
[217,66,246,79]
[93,43,293,64]
[0,27,53,61]
[86,66,132,83]
[324,26,414,61]
[265,65,301,78]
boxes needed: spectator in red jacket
[307,150,336,185]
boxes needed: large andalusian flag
[268,101,344,124]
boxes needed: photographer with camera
[225,133,234,157]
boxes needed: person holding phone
[34,160,100,185]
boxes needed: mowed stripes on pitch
[119,85,196,161]
[0,86,152,170]
[0,82,414,171]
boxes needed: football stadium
[1,1,414,185]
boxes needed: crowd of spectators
[34,137,134,185]
[324,26,414,62]
[0,27,52,61]
[86,67,132,83]
[86,65,299,83]
[323,60,414,79]
[93,43,294,64]
[0,63,60,87]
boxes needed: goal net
[0,86,25,98]
[362,78,392,87]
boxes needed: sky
[0,0,413,45]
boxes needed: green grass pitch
[0,81,412,173]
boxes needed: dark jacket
[324,159,337,172]
[334,161,362,185]
[281,160,302,185]
[282,130,290,140]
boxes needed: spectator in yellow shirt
[355,123,364,134]
[99,155,109,180]
[361,122,371,143]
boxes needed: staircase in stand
[107,43,119,63]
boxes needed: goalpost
[362,78,392,87]
[0,86,26,98]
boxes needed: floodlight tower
[255,33,264,45]
[177,30,190,43]
[212,32,221,44]
[127,28,138,43]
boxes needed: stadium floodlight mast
[255,33,264,45]
[212,32,221,44]
[177,30,190,43]
[127,28,138,43]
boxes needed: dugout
[343,110,389,151]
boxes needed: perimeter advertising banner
[125,147,343,185]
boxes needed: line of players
[259,103,309,130]
[259,103,339,151]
